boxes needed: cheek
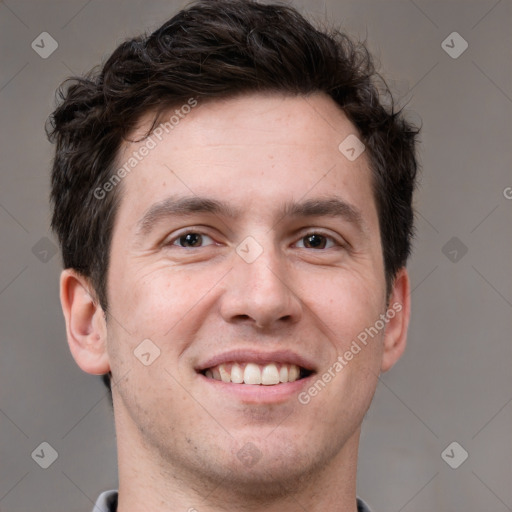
[109,263,199,335]
[106,263,224,381]
[105,267,199,412]
[302,267,385,343]
[111,350,202,452]
[317,273,385,402]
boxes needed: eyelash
[166,230,344,250]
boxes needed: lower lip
[198,373,315,403]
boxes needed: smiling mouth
[200,362,313,385]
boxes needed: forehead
[114,92,377,234]
[130,92,363,156]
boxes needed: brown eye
[303,234,327,249]
[179,233,202,247]
[297,233,336,249]
[172,232,214,248]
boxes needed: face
[104,92,397,493]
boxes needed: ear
[60,269,110,375]
[380,267,411,373]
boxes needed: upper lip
[195,348,317,373]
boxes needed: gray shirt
[92,490,373,511]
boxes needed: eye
[295,233,337,250]
[170,232,215,248]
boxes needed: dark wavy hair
[48,0,419,395]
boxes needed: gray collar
[92,490,373,512]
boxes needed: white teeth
[288,364,300,382]
[261,363,280,385]
[243,363,261,385]
[230,362,244,383]
[219,364,231,383]
[204,362,305,385]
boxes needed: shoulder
[91,489,118,512]
[357,496,374,512]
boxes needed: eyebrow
[135,195,366,238]
[281,198,364,231]
[135,196,240,237]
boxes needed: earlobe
[380,267,411,373]
[60,269,110,375]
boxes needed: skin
[60,92,410,512]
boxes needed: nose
[219,244,303,330]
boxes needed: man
[48,1,419,510]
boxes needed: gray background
[1,1,511,511]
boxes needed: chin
[200,436,332,499]
[216,458,317,499]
